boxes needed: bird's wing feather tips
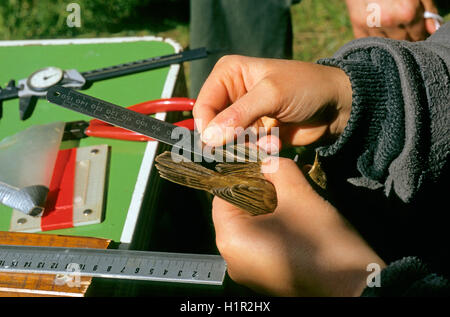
[212,182,277,215]
[155,151,216,191]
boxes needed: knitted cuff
[361,257,450,297]
[315,57,389,158]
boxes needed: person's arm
[193,24,450,297]
[314,22,450,296]
[316,22,450,203]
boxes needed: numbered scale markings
[0,245,227,285]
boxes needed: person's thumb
[201,79,282,146]
[262,157,316,215]
[422,0,441,34]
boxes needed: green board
[0,37,179,243]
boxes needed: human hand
[345,0,440,41]
[212,157,386,296]
[193,55,352,149]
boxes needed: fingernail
[202,124,223,145]
[193,118,202,132]
[261,156,279,174]
[257,135,281,155]
[435,20,441,30]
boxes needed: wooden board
[0,231,110,297]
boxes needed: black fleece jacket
[315,23,450,296]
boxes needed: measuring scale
[0,244,226,285]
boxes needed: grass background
[1,0,450,90]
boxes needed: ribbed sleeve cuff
[361,257,450,297]
[315,57,389,158]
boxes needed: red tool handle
[85,118,195,141]
[89,98,195,127]
[86,98,196,141]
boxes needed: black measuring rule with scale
[47,85,218,162]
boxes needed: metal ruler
[47,86,216,161]
[46,86,258,163]
[0,245,227,286]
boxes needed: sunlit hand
[193,55,352,149]
[213,157,386,296]
[345,0,439,41]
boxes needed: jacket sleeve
[361,257,450,296]
[315,24,450,297]
[316,23,450,204]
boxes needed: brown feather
[155,151,277,215]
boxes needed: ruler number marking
[0,245,226,285]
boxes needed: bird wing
[212,180,277,215]
[155,151,216,191]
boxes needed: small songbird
[155,151,278,215]
[155,144,327,216]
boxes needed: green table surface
[0,38,178,242]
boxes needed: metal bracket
[10,144,109,232]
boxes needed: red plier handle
[85,97,196,141]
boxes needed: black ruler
[46,86,217,161]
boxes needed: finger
[256,134,282,155]
[404,3,428,42]
[424,18,438,34]
[193,56,248,134]
[212,196,250,225]
[367,27,389,38]
[351,25,370,39]
[193,80,230,134]
[279,124,329,146]
[251,116,279,133]
[406,20,428,41]
[383,27,410,40]
[262,157,308,187]
[201,79,282,146]
[261,157,315,215]
[422,0,441,34]
[211,196,254,248]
